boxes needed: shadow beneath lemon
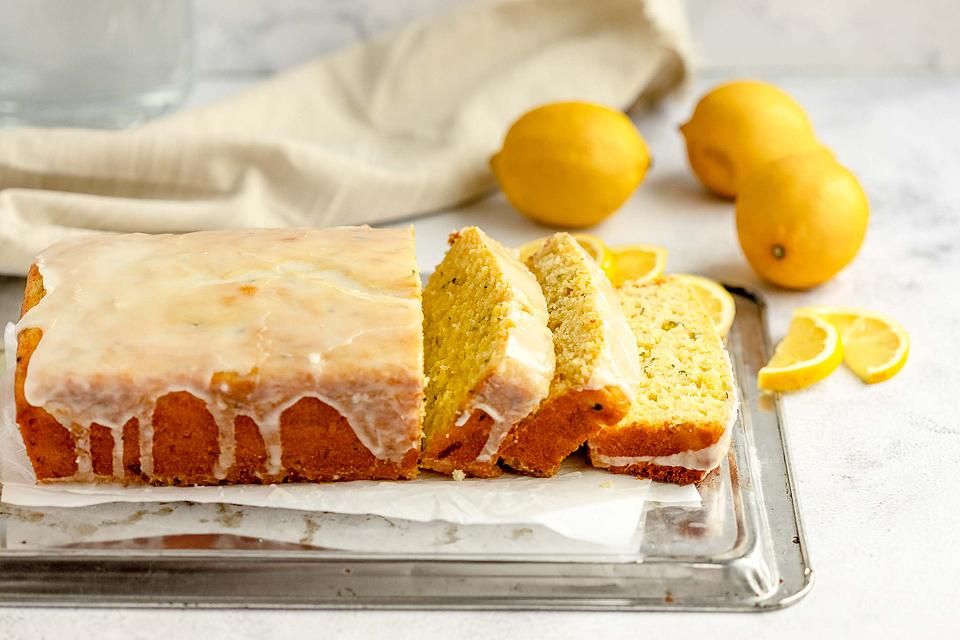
[643,170,731,209]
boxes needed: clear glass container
[0,0,194,128]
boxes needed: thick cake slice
[15,227,424,485]
[588,276,737,484]
[499,233,640,477]
[420,227,554,478]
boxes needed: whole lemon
[491,102,650,228]
[736,150,869,289]
[680,80,820,198]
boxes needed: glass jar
[0,0,194,128]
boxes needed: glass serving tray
[0,280,812,610]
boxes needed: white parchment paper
[0,322,700,549]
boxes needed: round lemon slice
[798,306,909,384]
[672,273,736,338]
[758,310,844,392]
[610,244,667,287]
[518,233,617,282]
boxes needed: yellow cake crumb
[499,233,639,477]
[420,227,553,477]
[588,275,736,484]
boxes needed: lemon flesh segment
[758,312,843,392]
[610,244,667,287]
[799,306,909,384]
[672,273,735,338]
[518,234,617,282]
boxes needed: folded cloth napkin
[0,0,689,276]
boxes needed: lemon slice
[758,311,844,392]
[672,273,736,338]
[518,234,617,282]
[799,306,909,384]
[610,244,667,287]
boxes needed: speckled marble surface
[1,72,958,636]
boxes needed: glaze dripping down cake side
[14,227,425,485]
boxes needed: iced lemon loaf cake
[588,276,737,484]
[420,227,554,478]
[14,227,425,485]
[499,233,640,477]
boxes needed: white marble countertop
[2,72,958,637]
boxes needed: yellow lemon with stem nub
[492,102,651,228]
[680,80,820,198]
[736,149,869,290]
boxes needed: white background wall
[195,0,960,75]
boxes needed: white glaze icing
[453,229,554,462]
[17,227,424,481]
[571,238,641,401]
[454,402,502,427]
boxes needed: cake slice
[420,227,554,477]
[14,227,424,485]
[588,276,737,484]
[499,233,640,477]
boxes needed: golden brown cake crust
[587,420,724,485]
[15,265,419,485]
[499,387,630,477]
[15,265,78,480]
[418,410,504,478]
[588,420,725,458]
[279,397,418,482]
[590,458,710,485]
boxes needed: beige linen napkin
[0,0,689,276]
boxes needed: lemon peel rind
[796,305,909,384]
[610,244,667,287]
[757,311,844,392]
[671,273,736,339]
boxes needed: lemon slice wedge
[799,306,909,384]
[610,244,667,287]
[518,234,617,282]
[758,310,844,392]
[672,273,736,338]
